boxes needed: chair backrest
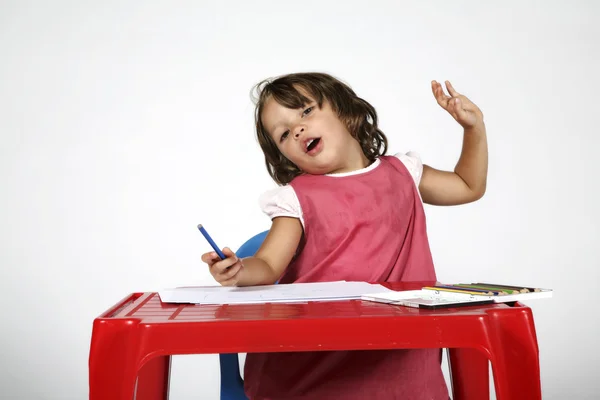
[219,230,269,400]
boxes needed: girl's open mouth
[305,138,321,153]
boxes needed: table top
[98,281,517,324]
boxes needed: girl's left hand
[431,80,483,129]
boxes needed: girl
[202,72,487,400]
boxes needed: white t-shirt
[259,152,424,228]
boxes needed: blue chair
[219,230,269,400]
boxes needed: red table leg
[487,307,542,400]
[448,348,490,400]
[136,355,171,400]
[89,319,141,400]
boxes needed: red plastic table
[88,281,542,400]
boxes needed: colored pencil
[434,284,503,296]
[454,284,513,295]
[472,282,540,293]
[422,286,493,296]
[197,224,226,260]
[460,284,523,294]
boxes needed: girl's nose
[294,127,304,138]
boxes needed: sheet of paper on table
[158,281,394,305]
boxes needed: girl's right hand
[201,247,244,286]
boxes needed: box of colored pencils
[421,283,553,303]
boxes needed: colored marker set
[421,282,552,303]
[423,283,543,296]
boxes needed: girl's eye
[280,130,290,142]
[302,107,313,116]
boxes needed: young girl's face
[261,95,367,175]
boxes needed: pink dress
[243,155,450,400]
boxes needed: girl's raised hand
[201,247,244,286]
[431,80,483,129]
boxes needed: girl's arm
[419,80,488,206]
[202,216,302,286]
[237,216,302,286]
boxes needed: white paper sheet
[158,281,394,304]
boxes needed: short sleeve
[258,185,305,227]
[393,151,423,187]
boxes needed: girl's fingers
[431,79,480,126]
[220,261,243,279]
[430,80,438,97]
[217,262,243,285]
[452,97,465,119]
[445,80,460,97]
[202,248,236,265]
[432,80,449,107]
[201,251,220,264]
[220,276,239,287]
[222,247,236,257]
[211,255,239,274]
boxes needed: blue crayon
[197,224,226,260]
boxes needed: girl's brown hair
[252,72,388,185]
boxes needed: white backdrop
[1,1,598,399]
